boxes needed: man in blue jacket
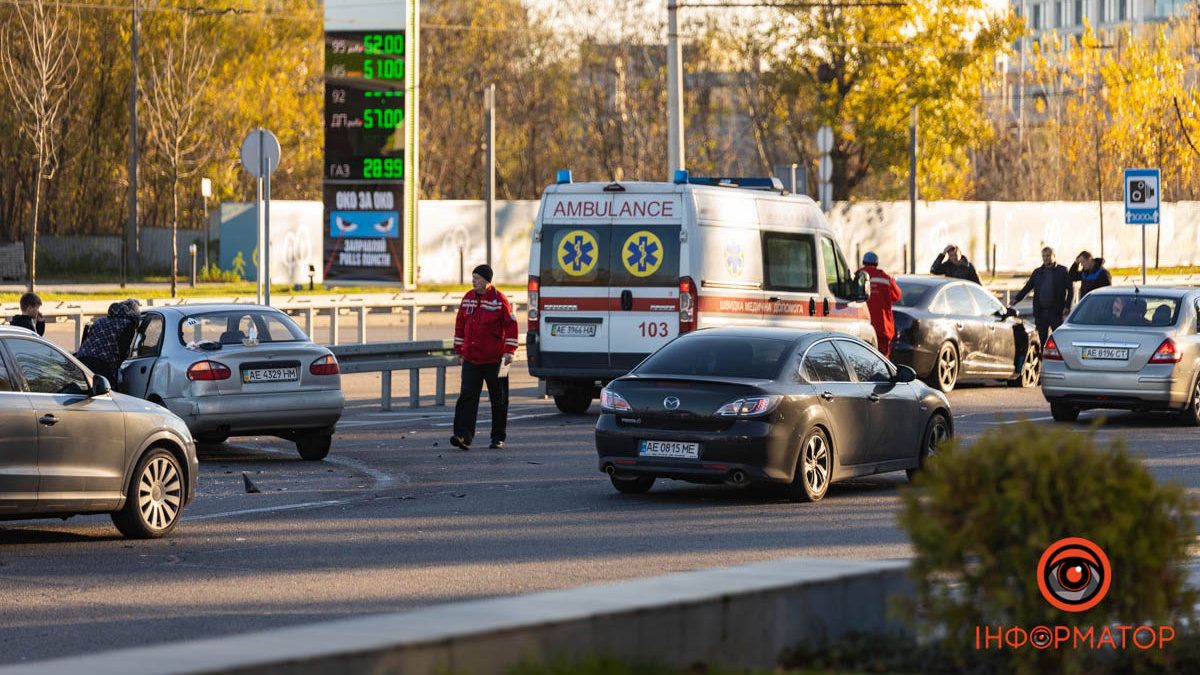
[1011,247,1073,347]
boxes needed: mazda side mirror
[894,365,917,383]
[91,375,112,397]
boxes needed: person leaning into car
[450,264,519,451]
[1011,246,1073,347]
[929,244,982,284]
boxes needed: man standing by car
[1011,247,1073,347]
[856,252,902,358]
[929,244,982,284]
[1069,250,1111,298]
[451,264,519,451]
[75,298,141,385]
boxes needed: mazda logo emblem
[663,396,680,410]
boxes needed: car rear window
[896,282,933,307]
[634,335,793,379]
[1070,294,1180,327]
[179,310,308,346]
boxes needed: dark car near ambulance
[595,328,953,501]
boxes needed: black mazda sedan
[595,328,952,501]
[891,275,1040,392]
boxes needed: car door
[538,223,613,372]
[965,284,1016,375]
[799,339,872,467]
[0,343,38,512]
[118,311,166,398]
[835,339,921,463]
[940,283,990,376]
[609,223,682,371]
[6,337,127,512]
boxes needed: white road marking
[993,416,1055,425]
[185,499,351,522]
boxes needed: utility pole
[666,0,685,178]
[909,105,918,275]
[127,0,141,279]
[484,83,495,267]
[200,177,212,269]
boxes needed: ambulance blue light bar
[673,169,690,184]
[680,175,785,191]
[556,170,573,184]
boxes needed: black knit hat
[472,264,494,283]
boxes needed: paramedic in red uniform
[451,264,520,450]
[857,252,902,358]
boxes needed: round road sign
[240,128,281,178]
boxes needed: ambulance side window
[820,236,854,298]
[762,232,817,293]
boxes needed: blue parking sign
[1124,168,1160,225]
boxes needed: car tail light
[310,355,340,375]
[527,275,540,331]
[715,396,781,417]
[1150,338,1182,364]
[600,387,632,412]
[679,276,697,334]
[187,360,231,381]
[1042,336,1062,361]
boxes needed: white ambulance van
[526,171,873,414]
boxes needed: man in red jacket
[857,252,902,358]
[451,264,519,450]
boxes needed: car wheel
[1050,402,1080,423]
[1008,340,1041,388]
[789,428,832,503]
[933,342,959,393]
[112,448,185,539]
[296,434,332,461]
[554,388,592,414]
[1179,380,1200,427]
[907,413,951,482]
[609,473,655,494]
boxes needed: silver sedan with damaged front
[0,327,197,538]
[1041,287,1200,424]
[117,304,344,460]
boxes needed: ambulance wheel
[554,388,592,414]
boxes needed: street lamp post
[200,177,212,270]
[667,0,685,178]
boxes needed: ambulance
[526,171,873,414]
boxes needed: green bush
[198,263,241,283]
[898,422,1196,674]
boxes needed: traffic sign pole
[240,128,281,305]
[1123,167,1160,287]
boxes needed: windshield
[896,282,933,308]
[178,310,308,346]
[634,335,793,379]
[1070,294,1180,327]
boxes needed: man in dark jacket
[75,299,140,385]
[1069,251,1111,298]
[450,264,518,451]
[1012,247,1073,347]
[930,244,982,284]
[10,292,44,336]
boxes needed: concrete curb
[0,557,912,675]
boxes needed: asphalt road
[2,368,1199,665]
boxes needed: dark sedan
[595,328,952,502]
[890,275,1040,392]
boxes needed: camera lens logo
[1129,179,1156,204]
[1037,537,1111,613]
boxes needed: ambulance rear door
[536,193,613,374]
[608,194,685,371]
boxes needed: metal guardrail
[330,339,458,411]
[0,292,530,350]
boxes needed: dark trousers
[78,355,117,387]
[1033,307,1064,348]
[453,360,509,444]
